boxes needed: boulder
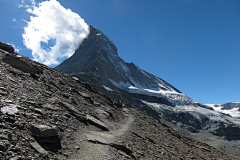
[2,53,42,76]
[61,102,109,130]
[30,124,57,138]
[1,105,19,115]
[86,114,109,131]
[0,42,14,53]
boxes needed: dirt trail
[69,108,134,160]
[111,108,134,137]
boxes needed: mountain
[206,103,240,119]
[56,25,240,158]
[1,42,238,159]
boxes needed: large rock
[1,105,19,115]
[2,53,42,76]
[30,124,58,138]
[61,102,109,130]
[0,42,14,53]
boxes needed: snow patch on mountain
[206,104,240,119]
[108,78,197,106]
[142,101,231,123]
[103,85,113,91]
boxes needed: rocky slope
[0,42,238,159]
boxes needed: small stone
[72,77,80,81]
[9,133,18,141]
[78,92,91,98]
[33,108,43,115]
[1,105,19,115]
[9,156,22,160]
[26,101,36,105]
[0,90,7,96]
[30,142,48,155]
[0,87,6,91]
[95,109,109,119]
[3,100,14,104]
[0,140,10,150]
[42,103,60,111]
[0,123,6,128]
[15,55,22,58]
[0,134,8,140]
[78,92,94,103]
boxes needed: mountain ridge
[56,25,240,158]
[206,102,240,119]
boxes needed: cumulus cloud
[22,0,89,65]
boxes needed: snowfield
[206,104,240,119]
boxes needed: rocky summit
[0,42,238,159]
[56,25,240,159]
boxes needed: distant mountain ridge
[206,102,240,119]
[56,25,240,158]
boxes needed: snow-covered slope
[206,103,240,119]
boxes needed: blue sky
[0,0,240,104]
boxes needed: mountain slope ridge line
[55,25,240,159]
[0,41,238,159]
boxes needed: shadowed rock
[3,53,42,77]
[31,124,58,138]
[61,102,109,130]
[0,42,14,53]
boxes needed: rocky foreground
[0,43,237,159]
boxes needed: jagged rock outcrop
[0,42,238,159]
[0,42,14,53]
[222,102,240,110]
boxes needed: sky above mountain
[0,0,239,104]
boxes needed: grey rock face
[0,42,14,53]
[221,102,240,110]
[56,25,180,94]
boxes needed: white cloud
[22,0,89,66]
[19,0,36,9]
